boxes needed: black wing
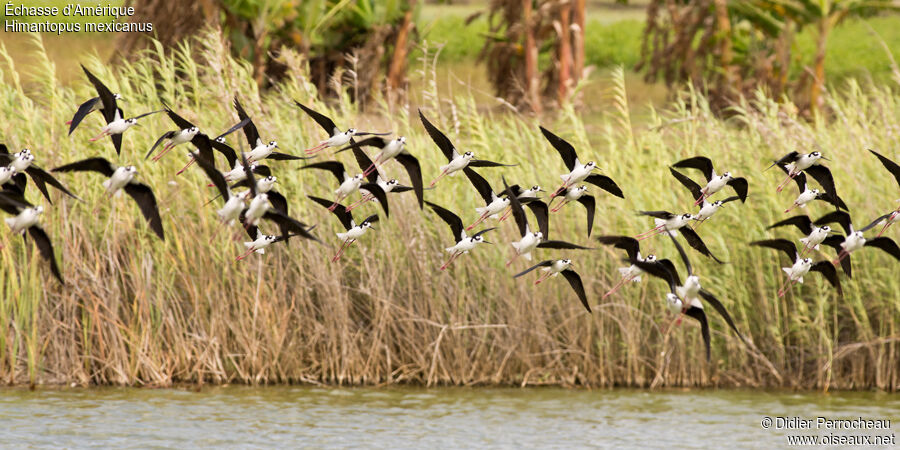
[233,96,260,147]
[805,165,845,210]
[419,109,456,161]
[513,260,554,278]
[768,215,813,235]
[211,139,238,169]
[131,109,164,120]
[749,239,798,262]
[683,306,711,362]
[426,201,464,243]
[726,177,749,203]
[394,153,423,209]
[861,213,894,232]
[632,258,680,293]
[161,104,196,130]
[539,126,577,171]
[262,209,319,242]
[193,147,230,201]
[502,178,528,237]
[778,165,807,192]
[123,182,164,240]
[26,166,79,202]
[820,235,852,278]
[470,227,497,239]
[665,227,694,275]
[68,96,100,135]
[767,151,800,170]
[525,200,550,239]
[27,226,63,284]
[302,161,347,185]
[81,65,117,124]
[672,156,715,182]
[680,227,724,264]
[865,237,900,261]
[308,195,353,230]
[814,210,853,235]
[584,174,624,198]
[468,160,517,168]
[575,195,596,237]
[809,261,842,295]
[870,149,900,189]
[351,144,378,183]
[561,269,590,313]
[110,115,124,156]
[537,240,591,250]
[462,167,495,205]
[268,190,288,216]
[638,210,675,220]
[266,152,309,161]
[295,100,338,136]
[337,136,390,152]
[698,289,749,346]
[595,235,641,261]
[215,118,252,140]
[359,183,389,218]
[52,157,116,177]
[360,214,379,226]
[669,167,702,201]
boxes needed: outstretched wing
[52,157,117,177]
[27,225,64,284]
[513,260,554,278]
[865,237,900,261]
[870,149,900,189]
[539,126,577,171]
[669,167,702,201]
[726,177,749,203]
[683,306,711,361]
[595,235,641,261]
[584,174,624,198]
[124,182,164,240]
[561,269,590,313]
[672,156,715,182]
[809,261,842,295]
[295,100,338,136]
[419,109,456,162]
[537,240,591,250]
[575,195,596,237]
[68,96,100,136]
[426,201,464,243]
[680,228,724,264]
[395,153,423,209]
[749,239,798,262]
[814,210,853,235]
[360,182,389,218]
[302,161,347,185]
[308,195,354,230]
[233,96,261,147]
[698,289,749,346]
[81,65,117,124]
[767,215,813,235]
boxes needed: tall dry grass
[0,31,898,390]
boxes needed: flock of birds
[2,65,900,362]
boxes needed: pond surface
[1,386,897,448]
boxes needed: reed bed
[0,32,898,390]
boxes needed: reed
[0,31,898,390]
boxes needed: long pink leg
[637,228,666,242]
[498,206,513,222]
[304,142,327,155]
[775,173,795,193]
[235,246,257,261]
[176,156,197,175]
[89,130,108,141]
[332,239,354,262]
[505,248,519,267]
[603,274,634,298]
[693,189,708,206]
[208,221,225,244]
[151,142,175,162]
[345,193,373,212]
[429,169,449,187]
[65,120,73,125]
[784,202,802,213]
[799,242,812,257]
[440,252,460,271]
[466,212,490,231]
[777,277,797,297]
[832,250,849,266]
[877,221,893,238]
[328,193,348,211]
[691,219,707,230]
[363,153,384,178]
[534,271,553,285]
[551,199,569,213]
[548,178,571,199]
[635,224,664,238]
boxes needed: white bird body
[562,185,588,201]
[840,231,866,254]
[476,194,510,219]
[0,166,17,185]
[169,127,199,147]
[10,150,33,173]
[782,257,813,283]
[244,139,277,162]
[217,191,247,226]
[800,226,831,251]
[441,151,474,175]
[617,253,655,282]
[244,194,270,226]
[223,162,256,183]
[666,293,684,315]
[703,172,732,195]
[335,174,364,197]
[786,152,823,175]
[256,176,277,194]
[447,235,486,254]
[517,186,543,199]
[244,231,277,254]
[655,214,694,237]
[5,206,43,235]
[542,259,573,278]
[695,200,724,221]
[102,166,136,195]
[103,110,137,135]
[511,226,542,261]
[337,221,372,242]
[379,137,406,161]
[794,189,819,208]
[676,275,702,302]
[560,159,596,186]
[325,129,355,147]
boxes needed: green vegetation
[0,32,897,389]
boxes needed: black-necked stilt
[767,214,838,255]
[52,157,164,240]
[539,126,623,201]
[68,91,122,136]
[595,235,657,298]
[419,110,514,187]
[549,185,597,236]
[750,239,842,297]
[82,66,162,155]
[425,201,495,270]
[779,169,846,212]
[308,195,377,262]
[503,180,588,267]
[868,150,900,236]
[0,192,63,283]
[235,230,307,262]
[513,259,590,312]
[302,161,366,212]
[814,210,900,278]
[497,184,544,222]
[0,146,78,203]
[338,136,424,208]
[146,105,201,162]
[345,176,414,215]
[769,150,828,192]
[192,144,250,242]
[463,167,509,231]
[669,167,741,228]
[672,157,748,205]
[295,100,389,156]
[636,210,725,264]
[233,97,304,163]
[176,124,251,175]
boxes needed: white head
[0,166,15,175]
[471,235,486,244]
[125,165,138,175]
[819,225,831,233]
[264,175,277,184]
[264,235,277,243]
[721,171,732,180]
[386,179,399,187]
[215,136,227,144]
[362,220,375,230]
[353,174,364,182]
[810,151,822,158]
[645,254,657,262]
[188,126,199,134]
[801,257,812,265]
[533,231,543,241]
[584,161,596,171]
[810,188,820,195]
[126,118,138,125]
[681,213,694,221]
[712,200,724,208]
[397,136,406,145]
[347,128,357,136]
[113,93,123,100]
[462,151,475,160]
[31,205,45,215]
[268,140,278,149]
[575,185,588,194]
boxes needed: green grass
[0,31,898,389]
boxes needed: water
[0,387,897,448]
